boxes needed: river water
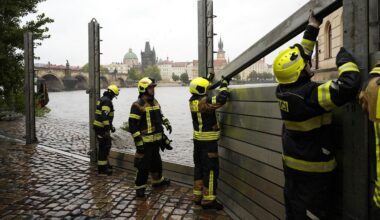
[44,86,194,166]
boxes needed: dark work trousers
[135,142,163,187]
[193,140,219,201]
[284,167,334,220]
[96,134,111,164]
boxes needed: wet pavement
[0,137,231,219]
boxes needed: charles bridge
[35,63,128,91]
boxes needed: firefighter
[359,60,380,210]
[273,13,361,219]
[93,84,119,175]
[189,77,230,210]
[128,77,171,197]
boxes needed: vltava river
[45,86,194,165]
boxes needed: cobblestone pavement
[0,137,231,219]
[0,117,193,166]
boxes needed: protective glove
[160,134,173,152]
[220,78,229,88]
[163,118,172,134]
[111,126,116,133]
[308,11,322,28]
[336,47,356,67]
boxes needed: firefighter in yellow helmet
[273,13,361,219]
[359,60,380,210]
[128,77,171,197]
[189,76,229,210]
[93,84,119,175]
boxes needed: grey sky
[29,0,308,67]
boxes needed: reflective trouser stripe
[193,190,202,196]
[203,170,216,201]
[97,160,107,165]
[284,113,332,131]
[193,131,220,141]
[374,122,380,207]
[142,133,162,142]
[134,184,147,190]
[283,155,337,173]
[151,176,164,184]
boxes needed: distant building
[105,48,139,74]
[141,41,157,71]
[123,48,139,66]
[239,58,272,81]
[214,37,228,75]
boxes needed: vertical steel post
[340,0,369,218]
[198,0,207,77]
[24,32,36,144]
[88,19,101,162]
[206,0,214,78]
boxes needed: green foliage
[143,65,161,81]
[180,72,189,84]
[127,67,141,81]
[0,0,53,111]
[35,106,50,117]
[171,73,179,82]
[81,63,109,74]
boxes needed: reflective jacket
[93,92,114,132]
[128,94,166,147]
[189,87,229,141]
[276,25,361,173]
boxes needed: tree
[143,65,162,81]
[171,73,179,82]
[0,1,53,110]
[81,63,109,74]
[127,67,141,81]
[180,72,189,84]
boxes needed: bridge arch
[117,78,126,88]
[100,76,108,89]
[75,75,88,90]
[41,73,64,91]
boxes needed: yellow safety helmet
[138,77,156,93]
[107,84,119,96]
[189,77,210,95]
[273,44,307,84]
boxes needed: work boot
[152,177,171,187]
[98,165,112,176]
[201,200,223,210]
[136,188,145,197]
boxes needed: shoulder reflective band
[338,62,359,76]
[284,113,332,131]
[193,131,220,141]
[301,38,315,56]
[370,67,380,75]
[93,120,104,127]
[318,80,336,111]
[129,114,141,120]
[190,100,199,112]
[283,155,337,173]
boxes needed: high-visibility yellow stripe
[197,112,203,132]
[146,110,152,133]
[96,101,100,105]
[318,80,336,111]
[301,38,315,56]
[136,140,143,146]
[95,110,102,115]
[101,106,111,112]
[377,89,380,119]
[338,62,359,76]
[103,120,110,126]
[374,123,380,183]
[108,112,114,117]
[145,106,160,111]
[97,160,108,165]
[142,133,162,142]
[193,190,202,196]
[134,184,147,189]
[129,114,141,120]
[212,96,217,104]
[370,67,380,75]
[203,170,216,201]
[284,113,332,131]
[151,176,164,184]
[283,155,337,173]
[193,131,220,141]
[93,120,104,127]
[190,100,199,112]
[218,87,228,92]
[374,184,380,207]
[132,131,141,138]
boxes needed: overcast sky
[28,0,309,67]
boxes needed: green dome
[124,48,138,60]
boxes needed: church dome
[124,48,138,60]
